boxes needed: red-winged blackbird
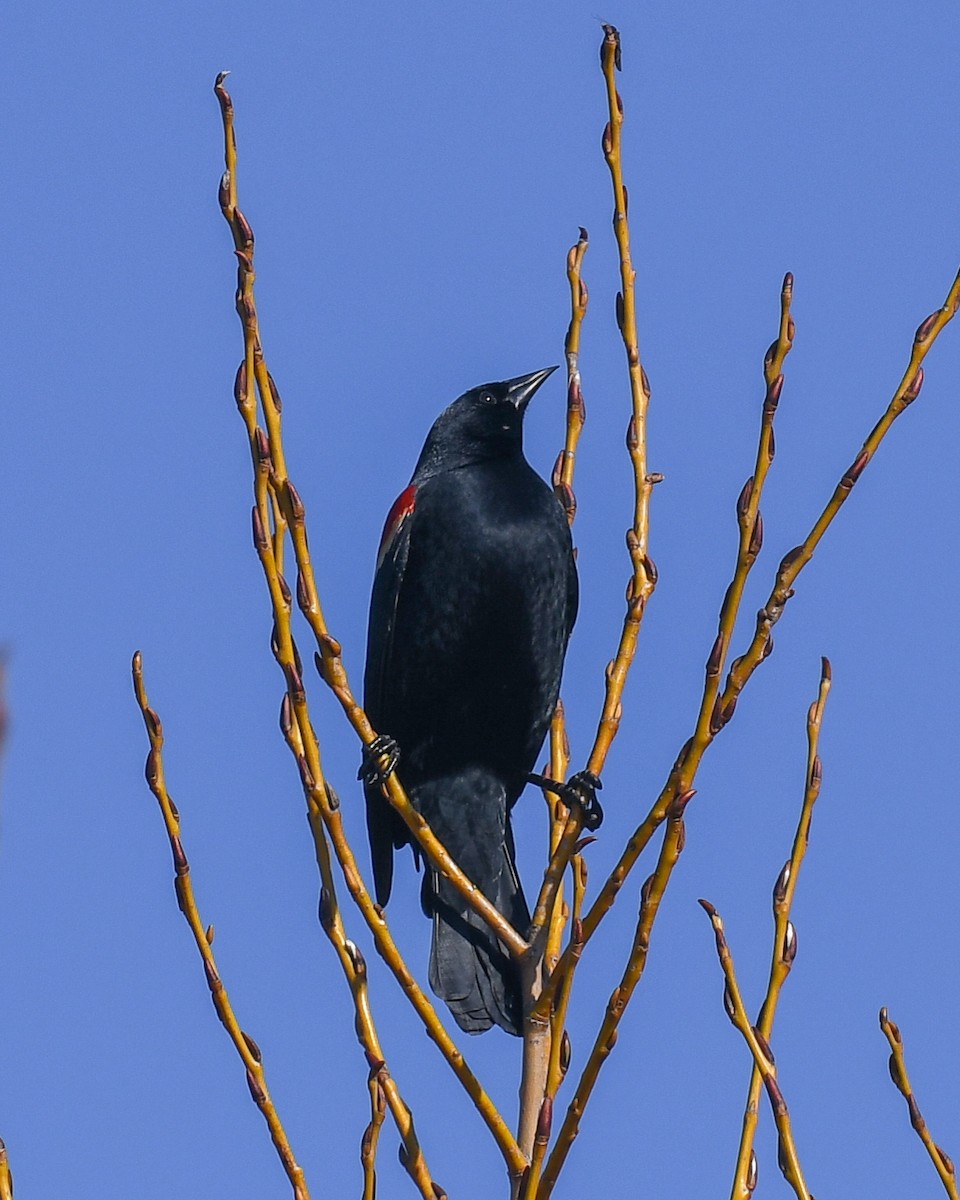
[362,367,578,1035]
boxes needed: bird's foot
[526,769,604,830]
[358,734,400,786]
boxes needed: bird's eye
[480,391,496,405]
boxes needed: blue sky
[3,3,960,1197]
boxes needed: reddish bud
[241,1031,263,1063]
[266,371,282,413]
[286,480,305,521]
[234,361,248,409]
[902,365,924,404]
[737,476,754,519]
[234,208,254,248]
[773,860,791,907]
[841,449,870,489]
[251,506,267,552]
[245,1068,266,1105]
[914,311,939,343]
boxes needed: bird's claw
[359,734,400,786]
[526,769,604,830]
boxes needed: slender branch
[213,75,524,1185]
[0,1138,12,1200]
[533,271,793,1027]
[537,789,692,1197]
[880,1010,959,1200]
[538,260,960,1019]
[700,901,813,1200]
[585,23,657,785]
[731,658,831,1199]
[361,1070,388,1200]
[213,74,527,966]
[518,227,591,1182]
[131,653,311,1200]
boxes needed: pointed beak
[504,365,559,410]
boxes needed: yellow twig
[700,901,813,1200]
[532,271,793,1028]
[537,790,692,1198]
[731,658,830,1199]
[131,653,311,1200]
[880,1010,959,1200]
[214,73,527,967]
[0,1137,13,1200]
[585,23,657,787]
[213,75,523,1185]
[360,1070,387,1200]
[537,258,960,1024]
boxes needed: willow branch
[132,652,311,1200]
[214,74,526,968]
[700,901,813,1200]
[586,23,657,785]
[533,271,793,1026]
[517,227,592,1180]
[731,658,830,1199]
[880,1010,959,1200]
[0,1138,12,1200]
[213,75,523,1183]
[537,789,692,1197]
[539,261,960,1019]
[360,1070,388,1200]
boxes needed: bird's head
[412,366,558,480]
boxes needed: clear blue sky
[3,3,959,1197]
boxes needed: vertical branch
[132,654,312,1200]
[361,1071,388,1200]
[586,23,657,784]
[700,902,813,1200]
[537,789,692,1198]
[212,76,523,1187]
[730,658,830,1198]
[880,1011,959,1200]
[518,227,591,1184]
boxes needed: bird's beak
[504,365,559,410]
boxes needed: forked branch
[700,900,813,1200]
[730,658,830,1198]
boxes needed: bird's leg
[358,733,401,785]
[525,769,604,830]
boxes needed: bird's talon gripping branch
[358,734,401,786]
[526,770,604,831]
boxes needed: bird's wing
[363,482,417,905]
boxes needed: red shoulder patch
[377,484,416,569]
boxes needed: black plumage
[362,367,577,1035]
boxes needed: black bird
[362,367,579,1035]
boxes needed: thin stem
[0,1138,13,1200]
[361,1071,387,1200]
[532,271,793,1027]
[731,658,831,1199]
[537,790,691,1198]
[132,653,311,1200]
[880,1010,959,1200]
[518,227,591,1183]
[586,23,657,784]
[213,75,523,1185]
[700,901,813,1200]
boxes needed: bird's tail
[413,769,530,1036]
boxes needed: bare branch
[730,658,830,1198]
[132,652,312,1200]
[700,901,813,1200]
[880,1010,959,1200]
